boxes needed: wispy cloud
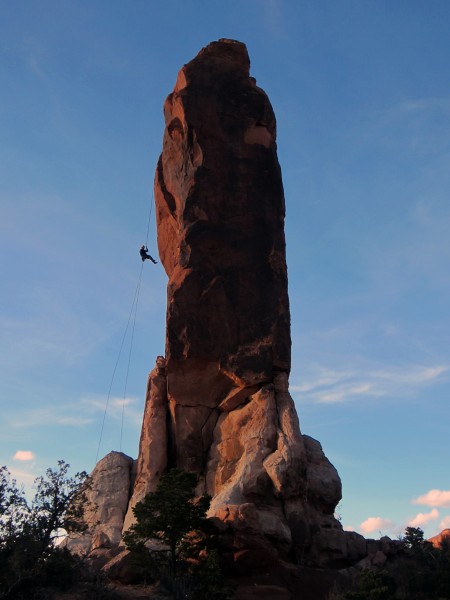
[5,393,143,437]
[11,406,93,429]
[291,362,449,404]
[314,383,382,404]
[260,0,285,37]
[408,509,440,528]
[13,450,35,462]
[290,367,352,393]
[396,97,450,116]
[413,490,450,508]
[372,365,449,385]
[80,395,143,426]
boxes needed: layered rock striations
[126,39,361,571]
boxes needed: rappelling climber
[140,245,157,264]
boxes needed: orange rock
[127,39,349,575]
[428,528,450,548]
[123,357,168,531]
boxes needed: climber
[140,245,157,264]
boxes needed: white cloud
[111,397,133,408]
[413,490,450,508]
[13,450,35,462]
[408,509,440,528]
[360,517,396,535]
[81,395,136,413]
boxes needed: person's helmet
[140,245,145,250]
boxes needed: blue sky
[1,0,450,539]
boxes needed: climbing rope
[95,190,155,463]
[95,262,144,463]
[119,264,143,452]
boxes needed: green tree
[29,460,90,548]
[125,468,210,575]
[402,527,430,552]
[0,467,28,545]
[0,461,91,599]
[344,569,396,600]
[124,468,231,599]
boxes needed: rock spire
[154,38,290,473]
[126,39,359,572]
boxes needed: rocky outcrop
[429,528,450,548]
[125,39,356,573]
[123,356,167,531]
[64,451,133,562]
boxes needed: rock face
[123,356,168,532]
[154,38,290,475]
[125,39,357,572]
[64,451,133,562]
[429,528,450,548]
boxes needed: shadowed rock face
[125,39,360,574]
[154,38,291,472]
[156,39,290,376]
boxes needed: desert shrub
[344,569,396,600]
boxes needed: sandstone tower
[125,39,355,571]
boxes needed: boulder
[64,451,133,559]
